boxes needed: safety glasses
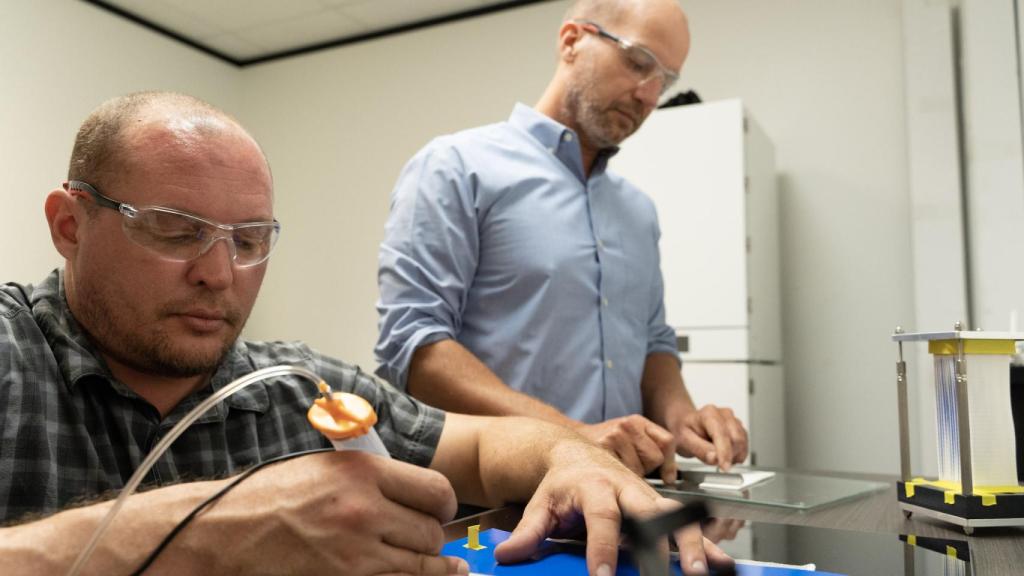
[65,180,280,268]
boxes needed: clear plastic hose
[66,365,327,576]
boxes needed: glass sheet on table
[652,471,887,510]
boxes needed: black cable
[130,447,334,575]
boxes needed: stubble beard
[563,64,644,151]
[73,280,243,379]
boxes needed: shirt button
[602,297,609,307]
[563,132,574,142]
[606,359,614,369]
[597,239,605,249]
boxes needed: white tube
[328,428,391,458]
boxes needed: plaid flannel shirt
[0,270,445,523]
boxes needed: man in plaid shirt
[0,91,730,575]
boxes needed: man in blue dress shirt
[376,0,748,482]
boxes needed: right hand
[185,450,469,575]
[578,415,677,484]
[701,518,746,544]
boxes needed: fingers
[676,426,716,464]
[379,545,469,575]
[611,435,646,476]
[581,421,640,475]
[674,523,710,575]
[373,455,459,523]
[493,491,557,564]
[649,422,678,485]
[587,417,675,477]
[677,406,749,471]
[580,488,626,576]
[634,419,674,475]
[699,410,733,471]
[379,504,448,555]
[702,535,736,569]
[701,518,744,543]
[724,415,749,464]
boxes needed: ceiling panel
[333,0,497,31]
[91,0,550,65]
[169,0,330,33]
[237,10,368,55]
[200,32,268,62]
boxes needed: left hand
[578,414,677,484]
[492,440,733,575]
[676,405,748,471]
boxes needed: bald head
[565,0,688,32]
[537,0,690,171]
[67,92,267,196]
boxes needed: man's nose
[188,235,235,289]
[637,76,665,109]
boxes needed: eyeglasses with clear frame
[573,19,681,97]
[64,180,281,268]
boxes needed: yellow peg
[464,524,486,551]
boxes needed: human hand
[578,414,677,484]
[492,440,733,575]
[701,517,746,544]
[675,405,748,471]
[194,451,469,575]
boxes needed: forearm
[0,480,223,574]
[432,413,607,507]
[409,339,579,429]
[641,352,696,434]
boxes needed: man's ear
[45,188,82,260]
[557,20,585,63]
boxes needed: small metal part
[317,380,333,400]
[892,329,1024,342]
[955,339,973,495]
[897,358,911,481]
[895,326,910,481]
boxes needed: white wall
[236,2,563,370]
[675,0,913,473]
[0,0,240,284]
[959,0,1024,332]
[901,0,966,479]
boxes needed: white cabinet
[612,99,785,467]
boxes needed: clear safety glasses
[65,180,280,268]
[575,19,681,96]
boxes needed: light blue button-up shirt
[375,104,678,423]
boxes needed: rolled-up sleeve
[646,215,682,364]
[375,139,480,389]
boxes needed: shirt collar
[210,340,271,414]
[508,103,620,182]
[30,270,112,390]
[159,341,271,426]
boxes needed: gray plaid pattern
[0,270,445,523]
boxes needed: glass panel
[654,470,888,510]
